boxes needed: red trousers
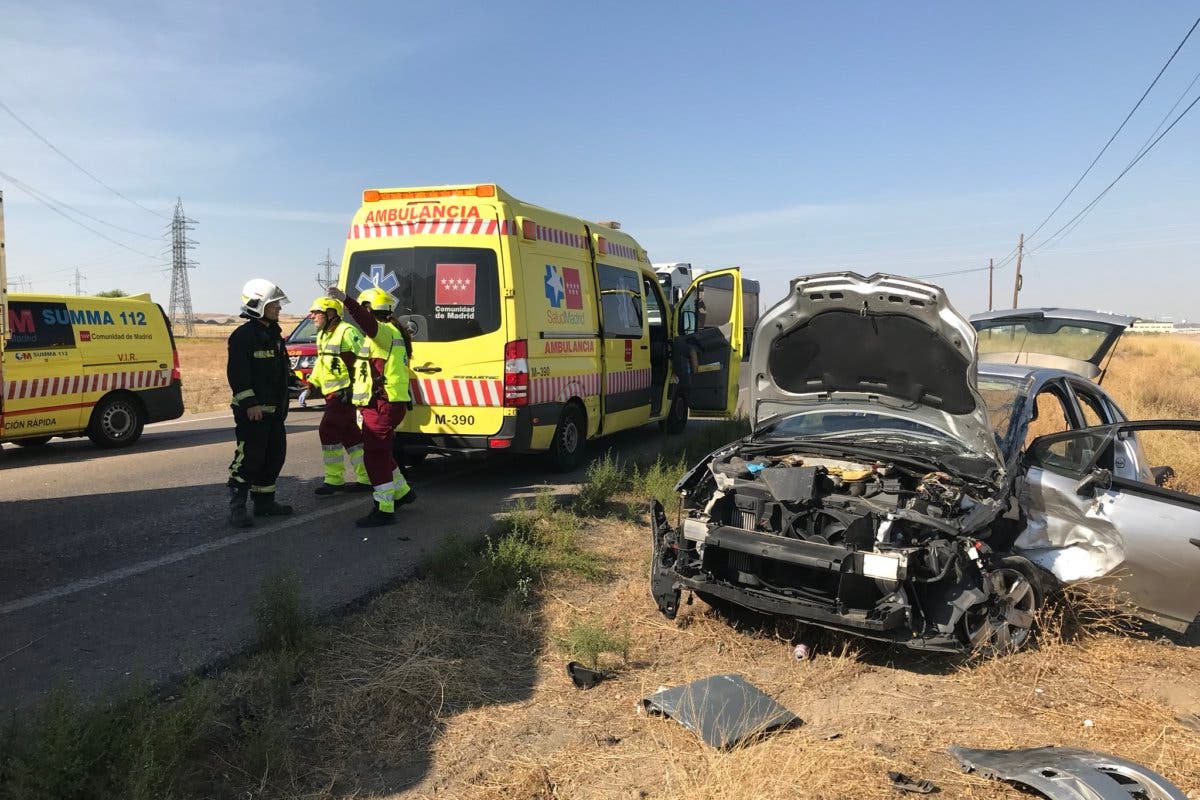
[360,396,406,486]
[318,393,363,448]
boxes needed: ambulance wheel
[660,391,688,435]
[87,393,145,448]
[13,436,52,447]
[548,404,586,472]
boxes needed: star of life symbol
[544,264,564,308]
[355,264,400,295]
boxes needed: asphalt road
[0,405,680,714]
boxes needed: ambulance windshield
[345,247,501,343]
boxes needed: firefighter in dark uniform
[226,279,294,527]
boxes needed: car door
[970,309,1134,380]
[1022,421,1200,633]
[673,268,743,418]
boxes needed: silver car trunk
[749,272,1002,466]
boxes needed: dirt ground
[376,518,1198,800]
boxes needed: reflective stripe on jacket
[310,322,362,394]
[351,320,411,405]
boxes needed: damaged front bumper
[650,501,986,651]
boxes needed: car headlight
[297,356,316,369]
[289,355,300,368]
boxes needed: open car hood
[970,308,1135,380]
[749,272,1002,466]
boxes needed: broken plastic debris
[1083,719,1094,728]
[566,661,605,689]
[887,771,936,794]
[639,674,801,749]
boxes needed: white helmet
[240,279,289,318]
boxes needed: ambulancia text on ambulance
[1,293,184,448]
[338,183,743,470]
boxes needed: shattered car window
[977,378,1020,448]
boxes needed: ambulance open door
[674,268,742,418]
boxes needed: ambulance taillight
[503,339,529,407]
[171,345,181,382]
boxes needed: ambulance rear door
[592,235,652,434]
[343,210,510,440]
[674,268,743,418]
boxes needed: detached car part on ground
[651,273,1200,652]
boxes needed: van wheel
[88,394,145,448]
[660,391,688,435]
[547,404,586,472]
[13,436,52,448]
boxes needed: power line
[0,169,160,241]
[1022,15,1200,245]
[0,170,162,259]
[1029,88,1200,255]
[0,97,168,219]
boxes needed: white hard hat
[241,279,289,318]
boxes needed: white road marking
[0,459,486,617]
[0,499,363,616]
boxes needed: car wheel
[87,394,145,448]
[13,436,52,447]
[963,556,1044,654]
[547,403,586,472]
[659,391,688,435]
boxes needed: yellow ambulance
[338,183,743,470]
[1,293,184,448]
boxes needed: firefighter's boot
[252,490,294,517]
[228,484,253,528]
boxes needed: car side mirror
[1075,467,1113,497]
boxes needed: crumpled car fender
[1014,473,1126,583]
[949,745,1188,800]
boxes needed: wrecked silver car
[651,273,1200,651]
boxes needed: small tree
[96,289,129,298]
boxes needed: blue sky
[2,1,1198,319]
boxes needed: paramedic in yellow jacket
[327,285,416,527]
[307,296,373,495]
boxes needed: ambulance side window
[598,265,643,339]
[5,300,78,350]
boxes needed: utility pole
[167,198,197,337]
[315,249,338,290]
[0,190,8,341]
[987,257,994,311]
[1011,233,1025,310]
[72,267,85,295]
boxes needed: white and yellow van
[338,183,743,470]
[1,293,184,448]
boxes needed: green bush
[576,450,629,516]
[559,619,631,670]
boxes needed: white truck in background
[654,262,760,360]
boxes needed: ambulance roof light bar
[363,184,496,203]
